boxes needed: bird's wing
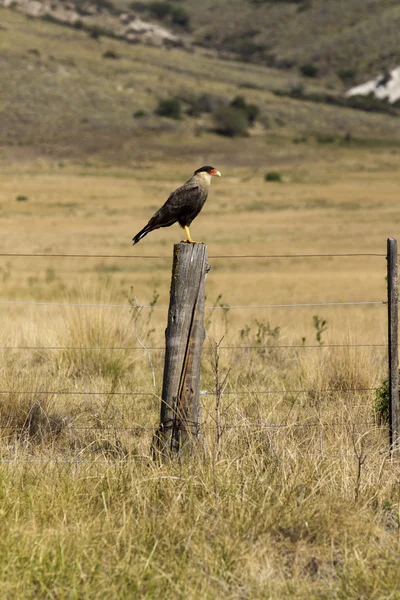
[147,181,202,228]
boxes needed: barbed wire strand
[0,300,387,309]
[0,252,386,259]
[0,387,378,396]
[0,449,393,464]
[0,343,387,351]
[0,422,383,431]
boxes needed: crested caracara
[132,165,221,245]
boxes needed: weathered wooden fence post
[155,242,209,458]
[387,237,399,452]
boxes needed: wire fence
[0,252,386,259]
[0,343,387,350]
[0,300,388,309]
[0,249,393,463]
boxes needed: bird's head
[194,165,221,178]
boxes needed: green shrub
[155,98,182,119]
[170,5,190,28]
[245,103,260,125]
[87,25,115,39]
[16,195,28,202]
[148,1,171,19]
[300,63,319,78]
[338,68,357,85]
[133,110,146,118]
[129,1,190,28]
[102,50,119,59]
[316,133,336,144]
[230,96,259,126]
[264,171,282,182]
[230,95,247,112]
[95,0,115,10]
[213,106,249,137]
[129,1,146,10]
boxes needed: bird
[132,165,221,245]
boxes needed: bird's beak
[211,169,221,177]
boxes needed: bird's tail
[132,224,153,245]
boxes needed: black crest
[194,165,215,175]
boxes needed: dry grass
[0,139,400,596]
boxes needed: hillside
[1,6,400,164]
[116,0,400,84]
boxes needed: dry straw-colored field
[0,142,400,598]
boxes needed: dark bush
[230,95,259,126]
[87,25,116,39]
[155,98,182,119]
[230,95,247,112]
[316,133,336,144]
[237,40,265,60]
[300,63,319,78]
[148,1,171,19]
[170,5,190,28]
[94,0,115,10]
[133,110,146,118]
[337,68,357,85]
[292,135,308,144]
[213,106,249,137]
[129,1,146,10]
[88,26,101,39]
[129,1,190,28]
[42,14,62,25]
[102,50,119,59]
[238,82,264,91]
[245,103,260,125]
[264,171,282,182]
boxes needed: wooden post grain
[155,243,208,458]
[387,238,399,451]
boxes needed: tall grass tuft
[52,288,142,381]
[0,370,67,444]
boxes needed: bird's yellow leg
[182,225,201,244]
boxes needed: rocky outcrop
[346,67,400,104]
[1,0,185,48]
[121,14,181,47]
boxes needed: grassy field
[0,140,400,597]
[1,8,400,598]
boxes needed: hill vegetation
[2,6,400,164]
[181,0,400,83]
[115,0,400,83]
